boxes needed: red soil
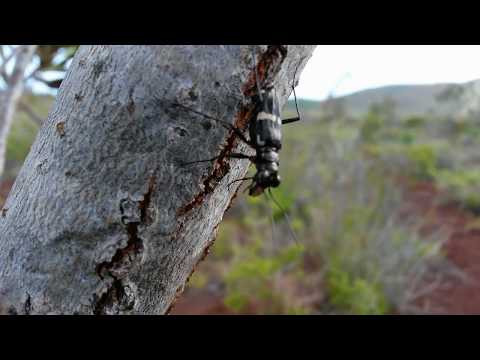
[169,288,236,315]
[402,180,480,314]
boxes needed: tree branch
[17,100,44,126]
[0,45,38,179]
[0,45,27,86]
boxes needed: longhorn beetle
[174,46,303,198]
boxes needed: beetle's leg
[281,116,300,125]
[227,176,254,191]
[282,60,303,125]
[282,86,301,125]
[172,102,254,147]
[228,153,256,161]
[181,152,254,166]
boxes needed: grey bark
[0,45,38,179]
[0,45,316,315]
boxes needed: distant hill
[285,79,480,120]
[329,83,453,118]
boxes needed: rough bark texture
[0,45,38,179]
[0,45,316,315]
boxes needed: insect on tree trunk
[0,45,38,180]
[0,45,316,315]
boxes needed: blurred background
[3,45,480,314]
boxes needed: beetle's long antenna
[251,46,263,102]
[267,188,299,245]
[227,176,253,191]
[292,60,302,120]
[264,192,277,253]
[172,102,254,148]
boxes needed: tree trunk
[0,45,38,179]
[0,45,316,315]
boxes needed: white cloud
[294,45,480,101]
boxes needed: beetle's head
[248,170,281,197]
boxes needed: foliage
[435,169,480,212]
[405,144,439,180]
[326,264,390,315]
[359,110,384,142]
[5,93,54,178]
[6,109,38,162]
[33,46,79,89]
[404,116,426,128]
[435,84,465,103]
[188,271,209,289]
[222,236,305,314]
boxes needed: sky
[294,45,480,101]
[7,45,480,101]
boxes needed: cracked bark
[0,45,316,315]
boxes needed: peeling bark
[0,45,316,315]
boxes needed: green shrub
[398,131,416,145]
[406,144,439,180]
[6,113,39,163]
[303,148,447,314]
[224,291,250,312]
[404,116,426,128]
[5,93,54,177]
[211,221,236,260]
[223,243,305,313]
[435,169,480,212]
[359,112,384,142]
[326,263,390,315]
[188,271,208,289]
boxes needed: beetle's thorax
[247,87,283,197]
[249,88,282,150]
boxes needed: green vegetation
[326,266,390,315]
[187,96,453,315]
[223,241,305,314]
[6,110,39,162]
[4,93,54,178]
[435,169,480,212]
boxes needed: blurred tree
[369,97,397,121]
[30,45,78,89]
[323,97,347,122]
[321,73,351,122]
[0,45,78,178]
[0,45,38,179]
[435,84,464,104]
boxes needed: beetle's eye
[271,174,281,187]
